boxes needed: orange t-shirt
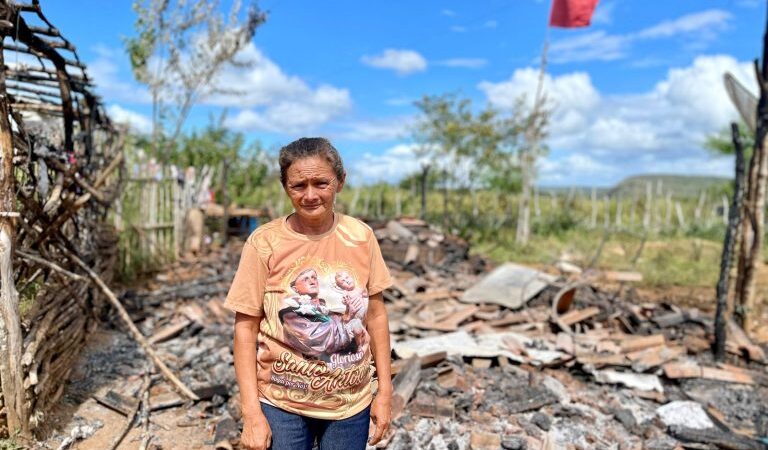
[224,213,392,420]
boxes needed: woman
[225,137,393,450]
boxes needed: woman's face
[284,156,343,224]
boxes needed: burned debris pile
[376,218,768,450]
[41,219,767,449]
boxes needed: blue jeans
[261,403,371,450]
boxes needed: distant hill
[537,174,732,199]
[609,174,731,199]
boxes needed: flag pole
[516,0,553,244]
[532,0,553,115]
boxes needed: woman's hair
[279,137,345,186]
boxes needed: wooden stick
[108,373,151,450]
[15,249,86,281]
[60,247,199,400]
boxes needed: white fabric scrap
[592,369,664,393]
[657,401,714,430]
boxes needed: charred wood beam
[10,92,60,105]
[7,69,92,87]
[6,9,75,152]
[7,81,62,99]
[3,43,82,69]
[715,123,748,361]
[14,4,38,13]
[26,25,59,38]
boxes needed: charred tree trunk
[735,14,768,332]
[715,123,747,361]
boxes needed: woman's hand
[240,412,272,450]
[368,390,392,445]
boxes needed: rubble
[39,218,768,449]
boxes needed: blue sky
[39,0,766,186]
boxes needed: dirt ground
[35,329,214,450]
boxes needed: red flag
[549,0,599,28]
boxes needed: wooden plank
[148,319,192,344]
[603,271,643,282]
[559,307,600,326]
[555,333,574,355]
[576,353,629,368]
[700,367,755,385]
[410,290,454,302]
[488,311,529,327]
[411,396,455,418]
[727,318,766,362]
[628,345,685,372]
[620,334,666,354]
[390,351,447,376]
[663,361,702,379]
[391,356,421,420]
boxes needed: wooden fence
[115,177,183,278]
[113,163,212,278]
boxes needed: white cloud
[208,44,351,133]
[86,46,151,104]
[350,144,429,184]
[225,85,351,134]
[484,20,498,29]
[479,69,600,114]
[550,9,732,64]
[550,31,628,63]
[450,25,467,33]
[361,49,427,75]
[108,104,152,134]
[334,116,413,142]
[435,58,488,69]
[441,9,456,17]
[480,55,756,185]
[636,10,730,39]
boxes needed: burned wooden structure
[0,0,121,438]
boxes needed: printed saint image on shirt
[276,261,369,370]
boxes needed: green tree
[412,93,533,222]
[705,122,754,157]
[170,120,270,205]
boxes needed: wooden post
[674,202,686,229]
[715,123,747,360]
[643,181,652,231]
[664,191,672,230]
[654,180,663,231]
[603,195,610,229]
[220,158,230,245]
[590,187,597,229]
[349,187,360,217]
[0,46,29,436]
[694,189,707,223]
[363,189,371,217]
[615,194,623,228]
[420,164,430,220]
[629,191,637,229]
[395,189,402,218]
